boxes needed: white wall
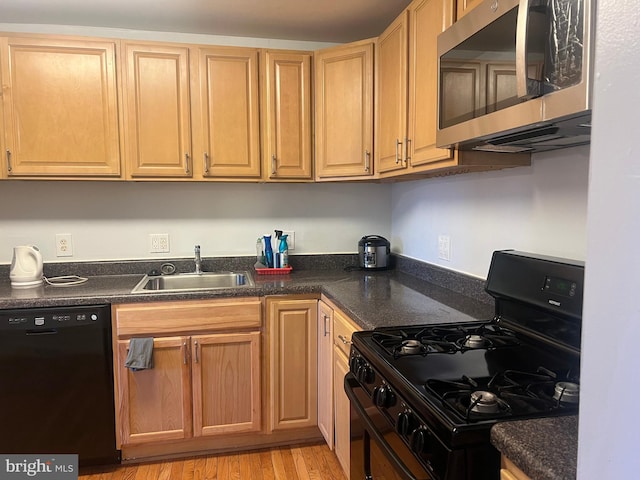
[578,0,640,477]
[390,146,590,278]
[0,182,392,264]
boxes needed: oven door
[345,373,433,480]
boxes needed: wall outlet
[149,233,170,253]
[438,235,451,261]
[283,231,295,251]
[55,233,73,257]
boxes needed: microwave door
[543,0,593,121]
[436,0,545,149]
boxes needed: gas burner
[461,334,490,349]
[372,329,459,358]
[399,339,423,355]
[553,382,580,404]
[470,391,501,414]
[439,323,521,351]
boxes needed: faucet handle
[195,244,200,252]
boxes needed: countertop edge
[490,415,578,480]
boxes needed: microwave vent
[472,145,533,153]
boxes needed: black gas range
[345,250,583,480]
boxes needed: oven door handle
[345,373,425,480]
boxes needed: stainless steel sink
[131,271,254,293]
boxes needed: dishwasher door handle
[26,329,58,335]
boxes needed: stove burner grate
[425,367,580,422]
[372,328,459,358]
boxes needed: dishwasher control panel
[0,305,106,330]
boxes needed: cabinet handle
[183,342,188,365]
[395,139,402,164]
[364,150,371,172]
[194,340,199,363]
[204,153,209,174]
[323,314,330,337]
[338,334,352,346]
[184,153,190,174]
[271,154,277,175]
[6,150,12,173]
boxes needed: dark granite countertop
[0,266,493,330]
[491,416,578,479]
[0,254,575,477]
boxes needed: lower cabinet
[333,344,352,475]
[317,299,335,449]
[113,295,327,461]
[318,296,362,477]
[116,336,192,445]
[266,296,318,431]
[113,298,262,451]
[500,456,532,480]
[191,332,261,436]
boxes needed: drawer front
[114,297,262,337]
[333,309,359,357]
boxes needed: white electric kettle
[10,245,44,288]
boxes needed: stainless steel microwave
[436,0,594,153]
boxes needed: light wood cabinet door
[116,337,192,445]
[0,36,121,177]
[501,456,532,480]
[332,306,360,477]
[122,42,192,178]
[315,40,374,180]
[261,50,313,181]
[407,0,456,168]
[193,46,261,179]
[192,332,261,437]
[333,346,351,476]
[376,11,409,174]
[317,300,334,449]
[268,297,318,431]
[457,0,484,20]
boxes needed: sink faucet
[194,245,203,274]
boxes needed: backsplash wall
[0,182,392,264]
[390,146,590,278]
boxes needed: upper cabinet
[375,11,410,175]
[261,50,313,181]
[456,0,484,20]
[0,26,528,183]
[376,0,530,179]
[121,42,192,179]
[0,36,121,178]
[314,40,374,181]
[376,0,456,179]
[191,46,261,180]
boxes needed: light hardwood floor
[79,443,346,480]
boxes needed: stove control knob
[396,411,415,436]
[357,364,375,384]
[411,427,431,454]
[373,385,397,408]
[349,355,361,373]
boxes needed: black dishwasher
[0,304,120,466]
